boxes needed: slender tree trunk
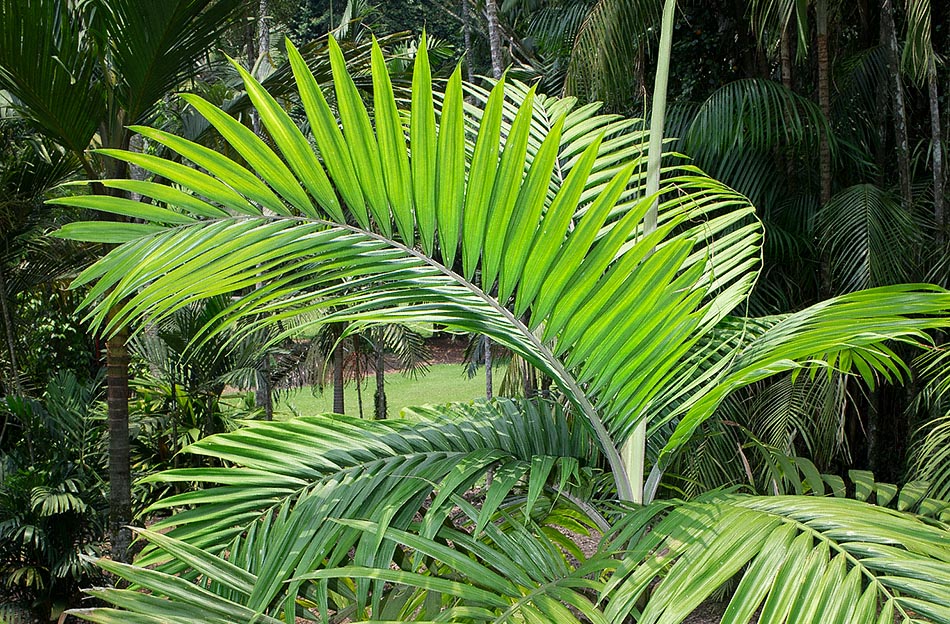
[99,144,134,564]
[106,322,131,563]
[485,0,504,79]
[461,0,475,83]
[0,264,21,394]
[816,0,833,207]
[929,58,945,243]
[332,338,345,414]
[625,0,675,506]
[374,340,386,420]
[484,336,493,399]
[257,356,274,420]
[882,0,913,211]
[247,0,270,137]
[355,349,364,419]
[780,26,796,187]
[257,0,269,74]
[780,24,794,92]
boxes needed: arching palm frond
[683,78,831,157]
[662,371,853,499]
[901,0,936,83]
[78,485,950,623]
[911,413,950,500]
[49,32,950,624]
[127,398,597,617]
[0,0,246,155]
[54,33,950,491]
[53,34,768,496]
[908,347,950,500]
[0,0,104,155]
[605,493,950,624]
[748,0,810,57]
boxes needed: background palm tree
[0,0,247,561]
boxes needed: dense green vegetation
[2,0,950,622]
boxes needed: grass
[275,363,492,419]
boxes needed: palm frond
[128,399,595,615]
[683,78,832,157]
[80,490,950,623]
[0,0,104,154]
[98,0,246,126]
[607,493,950,624]
[563,0,663,106]
[901,0,936,83]
[817,183,922,292]
[52,34,950,500]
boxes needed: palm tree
[0,0,247,562]
[53,35,950,621]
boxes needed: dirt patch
[425,333,468,366]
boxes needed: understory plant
[53,33,950,624]
[0,371,107,621]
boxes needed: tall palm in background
[0,0,247,561]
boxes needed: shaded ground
[424,333,469,366]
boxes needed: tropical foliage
[0,372,107,620]
[48,32,950,622]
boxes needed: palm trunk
[780,26,796,187]
[816,0,832,207]
[257,356,274,420]
[461,0,475,83]
[780,26,793,92]
[333,339,345,414]
[355,349,364,419]
[106,323,131,563]
[0,264,21,394]
[374,340,386,420]
[625,0,676,506]
[485,0,504,79]
[257,0,269,75]
[929,58,944,243]
[882,0,912,211]
[99,146,134,564]
[484,336,493,399]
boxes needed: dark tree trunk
[485,0,504,79]
[780,26,793,92]
[929,58,945,243]
[256,356,273,420]
[484,336,493,399]
[780,27,797,187]
[882,0,913,211]
[100,149,133,564]
[461,0,475,84]
[374,340,386,420]
[816,0,832,207]
[106,323,131,563]
[355,348,364,419]
[0,264,21,393]
[333,339,345,414]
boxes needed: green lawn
[276,363,493,419]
